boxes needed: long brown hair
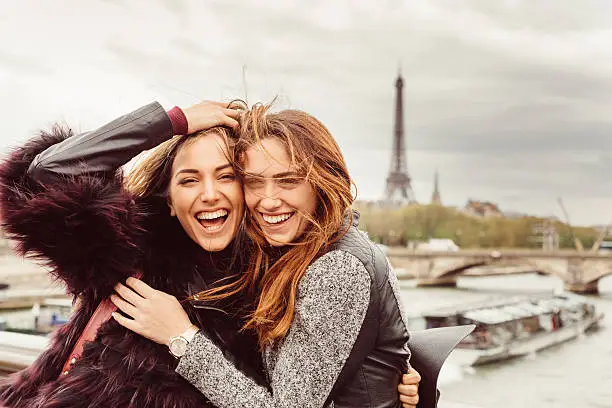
[199,103,355,347]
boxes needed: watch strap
[168,324,200,358]
[181,324,200,342]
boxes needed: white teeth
[196,209,228,220]
[262,213,293,224]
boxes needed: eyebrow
[174,164,234,178]
[215,164,233,172]
[243,171,301,179]
[175,169,199,178]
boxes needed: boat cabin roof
[423,293,589,325]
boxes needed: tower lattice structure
[384,73,416,204]
[431,170,441,205]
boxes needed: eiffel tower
[384,72,416,204]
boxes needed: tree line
[355,203,600,249]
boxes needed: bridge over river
[387,248,612,294]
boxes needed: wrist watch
[168,324,200,359]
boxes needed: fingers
[110,294,138,318]
[111,311,139,332]
[399,392,419,406]
[183,102,242,134]
[402,370,421,385]
[207,100,243,110]
[208,100,231,108]
[222,108,241,128]
[125,277,156,298]
[192,100,227,109]
[114,282,144,306]
[221,116,239,130]
[400,367,420,407]
[223,108,241,119]
[398,383,418,397]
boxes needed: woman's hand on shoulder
[182,101,241,134]
[398,367,421,408]
[110,277,193,347]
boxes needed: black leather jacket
[327,223,411,407]
[28,102,173,181]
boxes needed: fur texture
[0,126,143,299]
[0,128,262,407]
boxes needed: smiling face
[167,134,244,252]
[243,137,317,247]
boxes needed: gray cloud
[0,0,611,224]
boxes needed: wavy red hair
[197,103,355,347]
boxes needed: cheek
[167,188,181,213]
[223,183,245,213]
[244,189,259,212]
[295,185,318,216]
[169,187,190,211]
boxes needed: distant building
[464,199,503,218]
[502,210,527,219]
[431,170,442,205]
[354,199,400,211]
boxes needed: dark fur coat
[0,128,263,407]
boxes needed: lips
[260,212,294,226]
[195,209,229,232]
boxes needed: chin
[189,216,240,252]
[264,233,294,247]
[267,240,286,248]
[197,238,231,252]
[193,229,235,252]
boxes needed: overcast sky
[1,0,611,225]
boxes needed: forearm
[176,251,371,408]
[27,102,180,182]
[177,332,276,408]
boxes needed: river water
[0,256,609,407]
[399,274,611,408]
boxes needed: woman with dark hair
[113,104,421,407]
[0,101,420,408]
[0,101,269,407]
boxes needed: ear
[167,198,176,217]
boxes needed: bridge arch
[417,257,569,288]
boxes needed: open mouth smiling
[261,212,295,227]
[195,209,229,233]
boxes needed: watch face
[170,337,188,357]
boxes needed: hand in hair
[182,101,240,134]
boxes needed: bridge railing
[0,331,48,373]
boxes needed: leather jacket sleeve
[27,101,173,182]
[0,102,171,297]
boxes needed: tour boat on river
[422,293,603,366]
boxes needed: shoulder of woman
[299,250,371,297]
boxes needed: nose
[262,179,277,199]
[259,195,282,212]
[199,177,221,203]
[258,180,281,210]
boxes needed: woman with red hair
[113,104,420,408]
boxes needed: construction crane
[557,197,584,252]
[591,221,612,252]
